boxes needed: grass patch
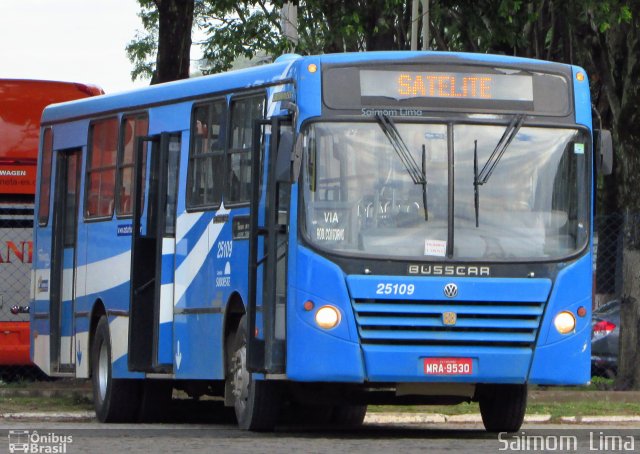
[527,401,640,418]
[368,400,640,419]
[0,376,626,418]
[1,395,93,413]
[532,376,616,392]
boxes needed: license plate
[424,357,473,375]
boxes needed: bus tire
[331,404,367,428]
[478,384,527,432]
[281,402,333,426]
[91,316,141,422]
[228,315,280,431]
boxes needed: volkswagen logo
[443,283,458,298]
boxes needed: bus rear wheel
[91,316,141,422]
[478,384,527,432]
[227,315,280,431]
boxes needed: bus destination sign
[360,70,534,102]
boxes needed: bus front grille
[352,299,545,347]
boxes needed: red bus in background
[0,80,103,366]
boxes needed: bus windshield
[301,121,589,261]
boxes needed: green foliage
[126,31,157,81]
[126,1,158,81]
[127,0,413,77]
[197,1,289,74]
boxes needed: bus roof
[317,50,573,68]
[41,59,299,126]
[0,79,104,161]
[40,51,575,126]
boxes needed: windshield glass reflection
[301,122,588,261]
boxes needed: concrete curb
[364,413,640,425]
[2,412,637,424]
[1,411,95,422]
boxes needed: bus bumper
[361,345,530,383]
[0,321,32,365]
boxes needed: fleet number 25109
[376,283,415,295]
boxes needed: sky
[0,0,153,93]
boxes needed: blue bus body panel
[287,247,364,382]
[287,247,590,384]
[529,254,592,384]
[572,66,592,129]
[172,204,248,380]
[346,276,552,302]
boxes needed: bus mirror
[276,129,294,183]
[596,129,613,176]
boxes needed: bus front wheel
[478,384,527,432]
[227,315,280,431]
[91,316,141,422]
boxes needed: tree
[128,0,412,77]
[127,0,195,84]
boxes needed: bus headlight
[554,311,576,334]
[315,306,340,329]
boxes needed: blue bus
[31,51,608,432]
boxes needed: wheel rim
[97,339,109,402]
[231,342,250,417]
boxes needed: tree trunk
[151,0,194,84]
[319,0,345,53]
[617,241,640,389]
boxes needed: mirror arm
[281,100,302,183]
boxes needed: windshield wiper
[375,113,429,220]
[473,113,525,227]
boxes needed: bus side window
[117,113,149,217]
[187,100,225,209]
[86,118,118,219]
[227,95,265,204]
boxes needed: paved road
[3,421,640,454]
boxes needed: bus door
[49,148,82,373]
[247,117,293,374]
[128,132,181,372]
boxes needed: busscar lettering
[408,264,490,276]
[216,276,231,287]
